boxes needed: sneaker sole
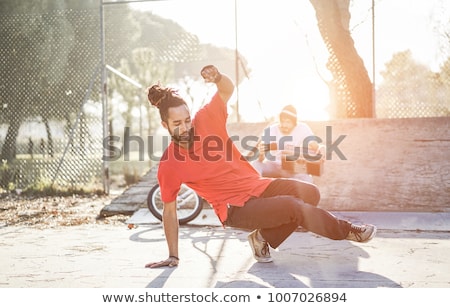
[361,225,377,243]
[247,232,273,263]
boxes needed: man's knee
[307,183,320,206]
[268,178,320,205]
[293,180,320,206]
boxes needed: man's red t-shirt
[157,93,272,223]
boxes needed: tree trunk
[43,117,54,158]
[310,0,374,118]
[0,120,20,163]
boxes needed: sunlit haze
[131,0,448,122]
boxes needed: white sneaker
[247,229,273,263]
[346,224,377,243]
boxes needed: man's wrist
[213,72,222,83]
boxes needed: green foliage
[0,1,249,193]
[0,0,101,162]
[0,157,105,195]
[0,160,16,191]
[377,50,450,117]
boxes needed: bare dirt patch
[0,193,129,229]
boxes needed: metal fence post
[100,0,110,194]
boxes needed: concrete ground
[1,210,449,288]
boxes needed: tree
[0,0,99,162]
[309,0,373,118]
[106,7,249,135]
[438,57,450,115]
[377,51,450,118]
[108,47,172,138]
[0,1,249,164]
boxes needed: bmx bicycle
[147,183,204,224]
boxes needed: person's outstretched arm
[201,65,234,104]
[145,200,179,268]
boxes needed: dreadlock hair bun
[146,84,187,122]
[147,84,181,108]
[147,84,168,108]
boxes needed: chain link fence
[376,50,450,118]
[0,7,103,192]
[1,0,448,193]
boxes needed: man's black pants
[225,178,351,248]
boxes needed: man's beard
[171,127,194,147]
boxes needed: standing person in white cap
[251,105,324,183]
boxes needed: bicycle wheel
[147,184,203,224]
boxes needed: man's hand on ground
[145,256,179,268]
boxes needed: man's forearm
[162,202,179,258]
[216,73,234,103]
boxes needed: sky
[130,0,449,122]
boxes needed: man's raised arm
[201,65,234,104]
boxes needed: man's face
[279,117,296,135]
[162,105,193,147]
